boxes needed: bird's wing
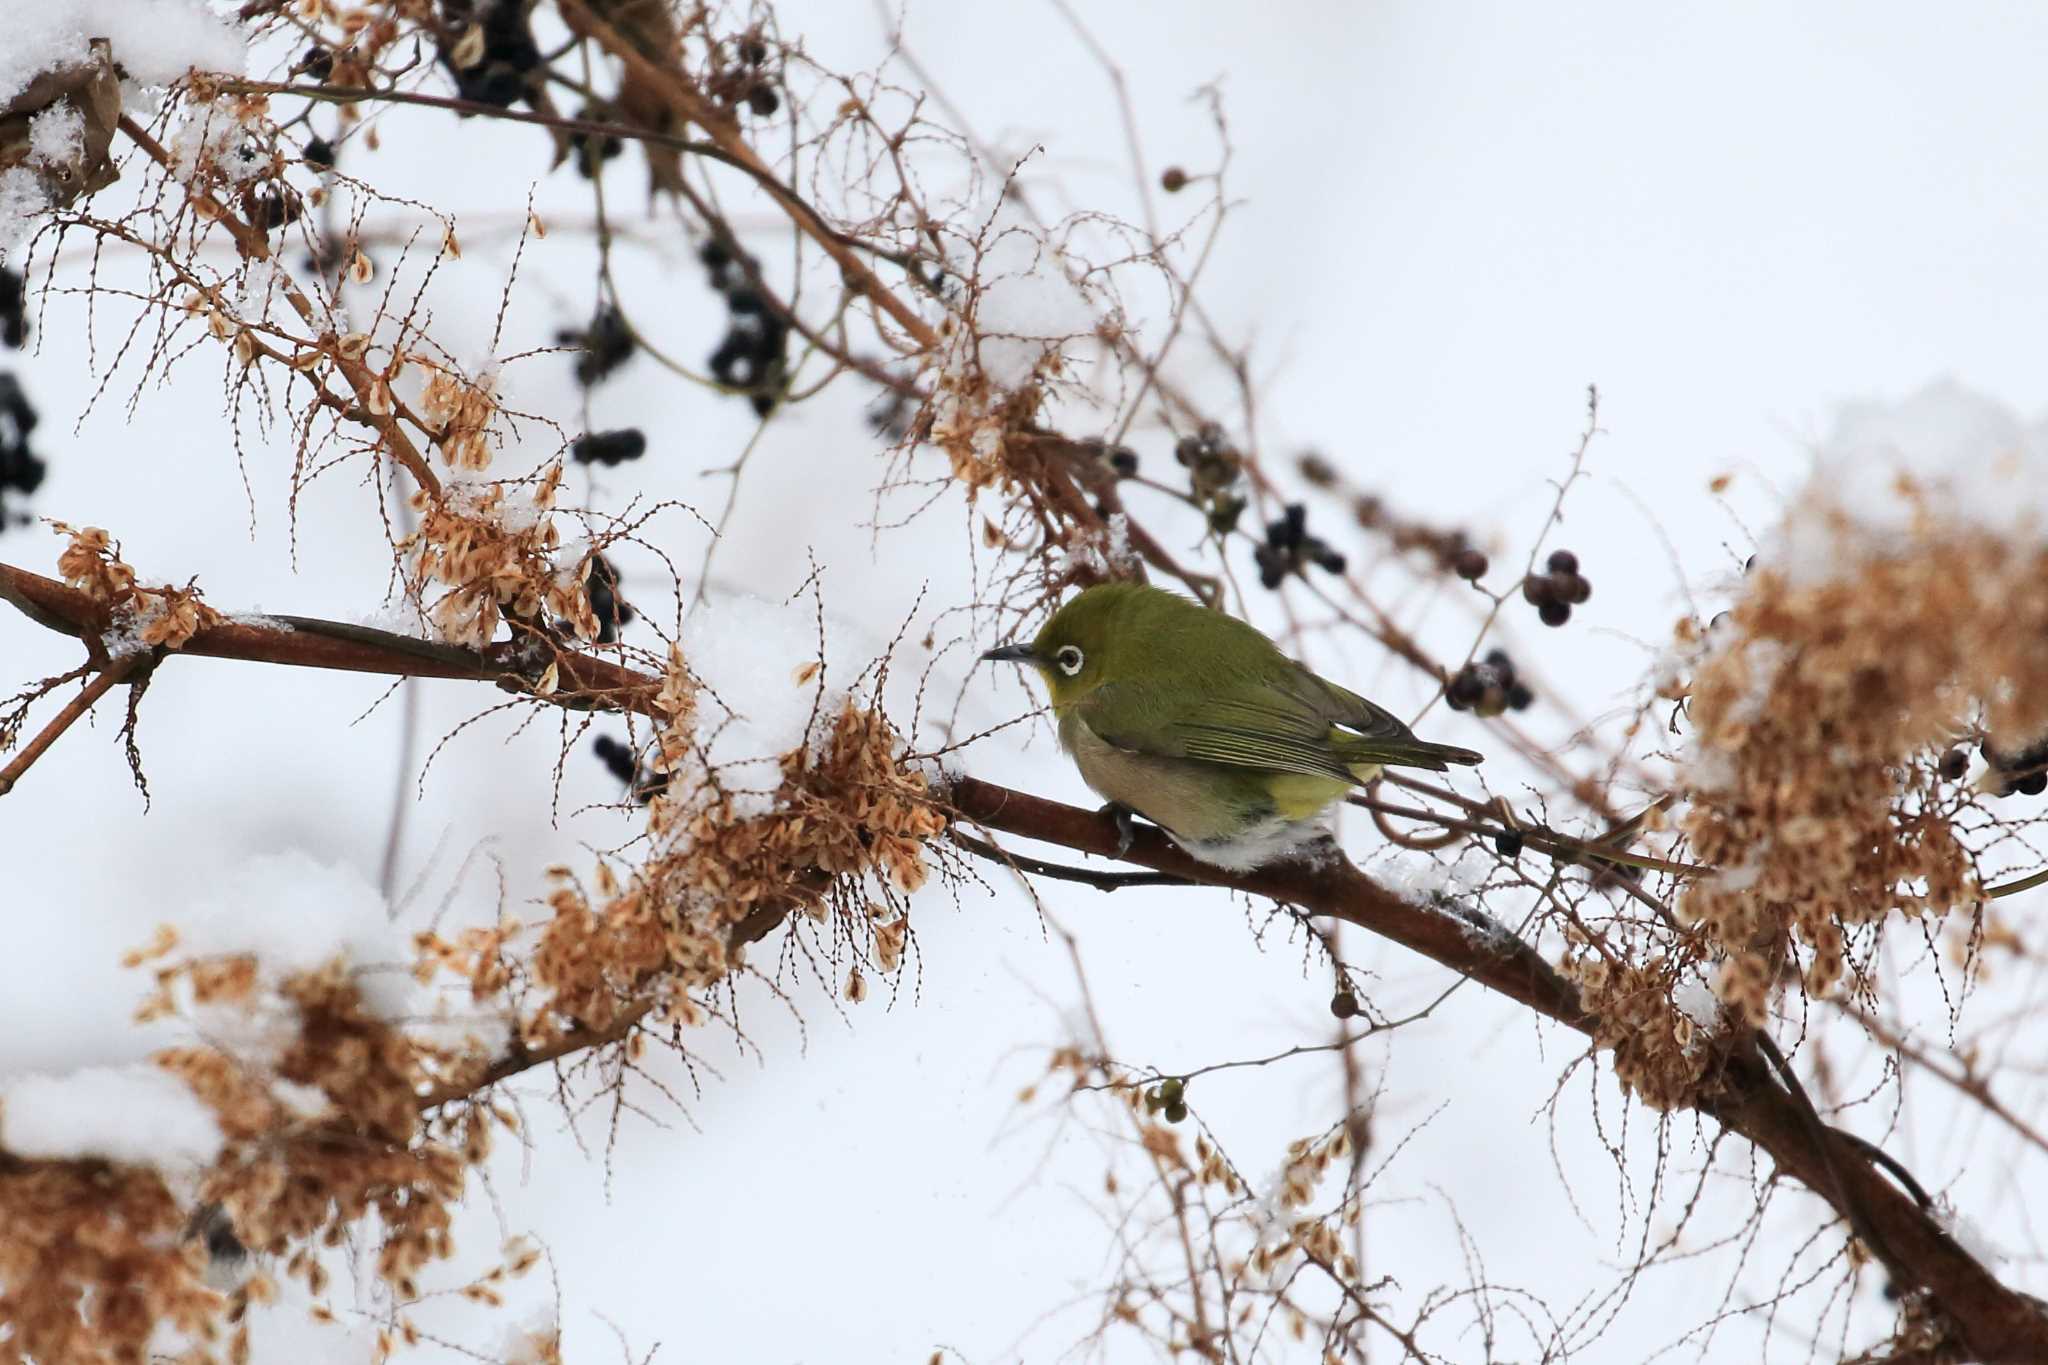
[1085,663,1470,779]
[1081,681,1361,783]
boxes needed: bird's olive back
[1031,582,1289,706]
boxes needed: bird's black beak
[981,643,1037,664]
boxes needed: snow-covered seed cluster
[53,522,223,652]
[404,464,596,647]
[1678,540,2042,1017]
[1558,949,1713,1110]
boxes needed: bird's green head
[980,583,1130,707]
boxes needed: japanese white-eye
[983,582,1482,869]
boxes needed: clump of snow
[1711,848,1767,893]
[181,851,414,1019]
[0,167,52,256]
[1672,975,1721,1055]
[949,215,1100,391]
[360,597,434,640]
[680,596,847,817]
[167,97,267,187]
[1934,1194,2005,1268]
[1053,512,1137,580]
[26,103,85,170]
[0,1062,223,1167]
[442,467,546,533]
[499,1316,563,1365]
[0,1,245,107]
[174,851,509,1061]
[1366,843,1493,907]
[226,611,295,632]
[1766,380,2048,585]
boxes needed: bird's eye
[1055,645,1085,676]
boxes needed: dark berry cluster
[297,44,334,81]
[438,0,542,110]
[585,553,634,644]
[557,305,635,387]
[2,267,25,349]
[567,104,623,179]
[1253,503,1345,588]
[570,428,646,467]
[1142,1076,1188,1124]
[1177,424,1242,498]
[1522,549,1591,627]
[592,734,668,803]
[0,373,47,530]
[1445,649,1533,717]
[1176,423,1246,533]
[302,134,336,172]
[1979,739,2048,797]
[701,240,789,417]
[706,33,781,117]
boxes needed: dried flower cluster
[1676,519,2048,1020]
[0,1158,228,1365]
[54,522,223,651]
[923,315,1046,495]
[509,692,948,1047]
[1557,947,1712,1109]
[403,463,598,647]
[0,932,506,1365]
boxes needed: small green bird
[983,582,1482,869]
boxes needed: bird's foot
[1098,802,1140,861]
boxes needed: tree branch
[2,556,2042,1360]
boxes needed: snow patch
[946,213,1100,391]
[26,103,85,170]
[0,167,52,256]
[0,1062,223,1168]
[1766,380,2048,584]
[0,1,245,108]
[680,595,848,818]
[176,851,508,1060]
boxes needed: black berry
[1538,599,1572,627]
[1546,549,1579,575]
[570,428,647,467]
[1453,549,1488,581]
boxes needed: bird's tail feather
[1336,736,1483,772]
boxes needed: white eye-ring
[1055,644,1085,676]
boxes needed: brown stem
[0,655,143,797]
[554,0,939,350]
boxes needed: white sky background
[6,1,2048,1361]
